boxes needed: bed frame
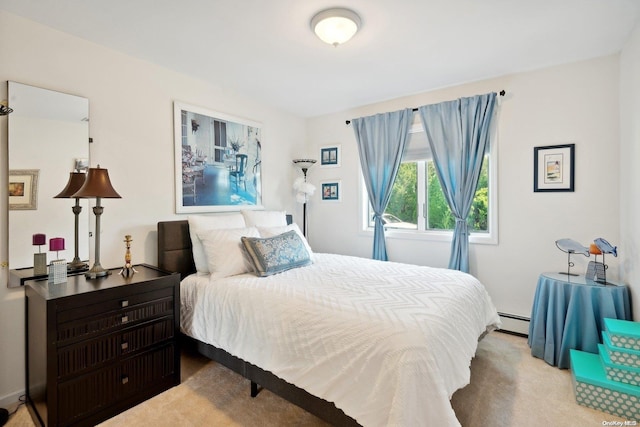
[157,219,360,427]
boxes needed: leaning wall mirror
[7,81,90,287]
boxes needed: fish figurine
[555,238,590,256]
[594,238,618,257]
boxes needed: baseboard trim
[0,390,25,410]
[497,312,530,337]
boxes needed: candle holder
[119,235,138,277]
[48,260,67,284]
[33,233,47,276]
[48,237,67,284]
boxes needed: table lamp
[72,165,121,278]
[54,171,89,271]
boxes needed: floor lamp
[72,165,121,278]
[54,171,89,271]
[292,159,316,237]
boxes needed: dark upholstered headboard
[157,220,196,280]
[157,214,293,280]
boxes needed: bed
[157,212,500,427]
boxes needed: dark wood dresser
[25,264,180,426]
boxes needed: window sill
[359,228,498,245]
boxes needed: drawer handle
[121,315,129,324]
[121,341,129,351]
[121,300,129,308]
[122,375,129,385]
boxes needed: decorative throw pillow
[188,213,247,274]
[241,210,288,227]
[241,230,312,277]
[197,226,260,279]
[257,223,314,261]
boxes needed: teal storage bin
[605,318,640,351]
[571,349,640,420]
[603,331,640,368]
[599,344,640,386]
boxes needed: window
[364,124,497,244]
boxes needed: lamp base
[68,258,89,272]
[85,263,110,279]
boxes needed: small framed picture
[9,169,39,210]
[74,158,89,172]
[533,144,575,192]
[320,145,341,168]
[321,180,341,202]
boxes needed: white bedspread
[180,253,500,426]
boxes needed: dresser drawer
[57,316,175,379]
[57,293,174,345]
[56,343,176,425]
[57,286,175,323]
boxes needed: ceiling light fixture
[311,8,361,47]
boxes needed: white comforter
[180,253,500,426]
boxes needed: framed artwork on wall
[173,102,263,213]
[533,144,575,192]
[321,180,341,202]
[9,169,39,210]
[320,145,341,167]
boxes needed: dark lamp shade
[54,172,87,198]
[72,166,121,199]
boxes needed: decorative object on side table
[71,165,122,279]
[593,238,618,285]
[555,238,590,277]
[32,233,47,275]
[54,171,89,271]
[292,158,317,237]
[48,237,67,284]
[119,234,138,277]
[586,243,607,282]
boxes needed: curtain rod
[345,90,505,125]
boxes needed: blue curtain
[418,93,497,272]
[352,109,413,261]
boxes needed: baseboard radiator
[497,312,530,337]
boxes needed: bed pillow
[188,213,247,274]
[241,230,312,277]
[198,227,260,278]
[241,210,288,227]
[257,223,314,261]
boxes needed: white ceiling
[2,0,639,118]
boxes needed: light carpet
[6,332,627,426]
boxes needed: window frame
[359,123,498,245]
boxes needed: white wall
[1,8,635,409]
[620,21,640,319]
[0,11,306,407]
[306,55,621,324]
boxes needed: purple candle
[49,237,65,252]
[32,233,46,246]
